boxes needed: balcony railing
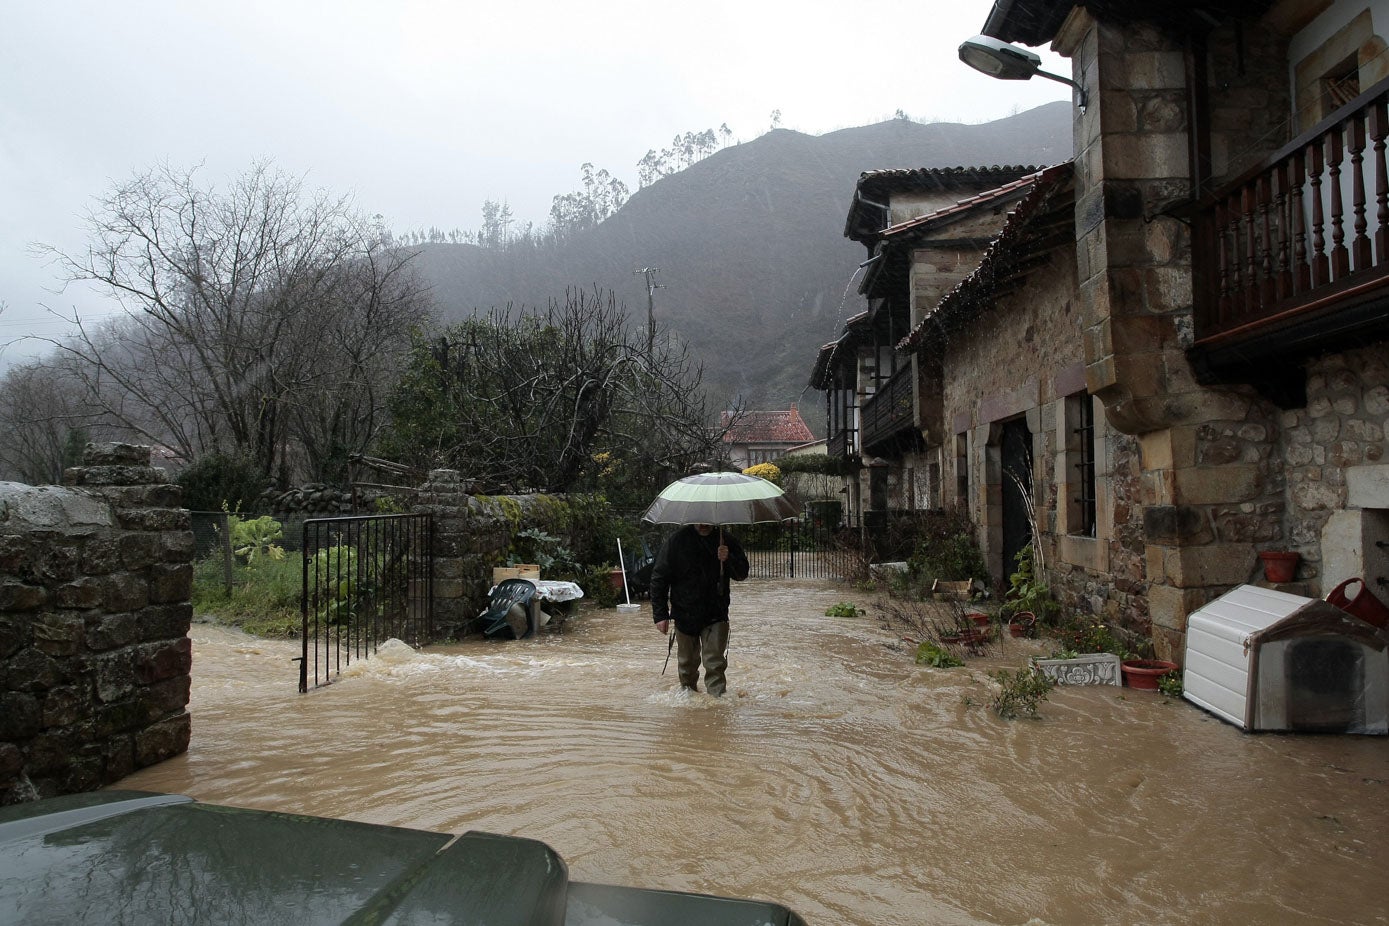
[860,365,915,452]
[1193,75,1389,346]
[827,428,853,460]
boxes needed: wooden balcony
[827,428,853,461]
[860,365,919,454]
[1192,75,1389,396]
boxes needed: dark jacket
[649,525,750,635]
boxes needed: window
[954,432,969,507]
[1067,392,1097,537]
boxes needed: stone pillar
[1055,11,1295,660]
[1,443,193,805]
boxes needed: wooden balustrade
[1195,76,1389,344]
[860,365,915,452]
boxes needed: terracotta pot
[1258,550,1299,583]
[1121,659,1178,690]
[607,569,626,592]
[966,611,991,627]
[1008,611,1036,638]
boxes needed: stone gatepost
[0,443,193,805]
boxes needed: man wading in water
[650,523,750,696]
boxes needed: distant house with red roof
[719,407,815,469]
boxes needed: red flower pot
[966,611,991,627]
[1008,611,1036,638]
[1121,659,1178,690]
[1259,551,1299,583]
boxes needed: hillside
[412,102,1073,418]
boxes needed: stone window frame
[954,431,970,511]
[1062,391,1099,538]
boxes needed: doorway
[1000,417,1034,583]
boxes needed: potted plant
[1258,550,1300,583]
[1120,658,1179,690]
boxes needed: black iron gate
[300,514,433,691]
[741,518,860,580]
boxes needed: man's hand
[717,544,729,562]
[655,619,669,635]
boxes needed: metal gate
[741,518,860,580]
[300,513,433,691]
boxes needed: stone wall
[413,470,572,637]
[1285,344,1389,588]
[1,444,193,806]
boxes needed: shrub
[742,462,782,486]
[825,601,863,617]
[915,641,964,668]
[991,667,1055,719]
[177,453,265,512]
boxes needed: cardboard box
[492,564,540,584]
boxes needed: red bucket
[1326,578,1389,629]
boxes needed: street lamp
[958,34,1087,109]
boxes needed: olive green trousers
[675,620,729,696]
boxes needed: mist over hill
[411,102,1073,420]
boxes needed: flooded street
[116,579,1389,925]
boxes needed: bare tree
[381,287,726,500]
[0,355,109,484]
[37,162,430,483]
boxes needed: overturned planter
[1032,653,1121,686]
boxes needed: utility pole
[633,267,663,354]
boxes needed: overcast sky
[0,0,1070,369]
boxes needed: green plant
[907,523,990,584]
[915,641,964,668]
[512,527,578,576]
[580,564,621,609]
[191,553,302,637]
[1157,670,1185,698]
[1055,616,1136,659]
[177,452,265,512]
[1001,544,1059,624]
[229,515,286,564]
[990,666,1056,719]
[825,601,863,618]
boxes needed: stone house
[718,408,815,469]
[814,0,1389,660]
[810,165,1045,530]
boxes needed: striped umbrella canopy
[641,472,798,525]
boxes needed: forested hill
[410,102,1073,416]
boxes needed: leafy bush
[177,453,265,512]
[915,641,964,668]
[910,532,990,583]
[991,667,1055,719]
[825,601,863,617]
[742,462,782,486]
[579,564,621,609]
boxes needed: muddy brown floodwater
[116,578,1389,925]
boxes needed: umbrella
[640,472,798,526]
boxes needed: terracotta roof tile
[720,408,816,444]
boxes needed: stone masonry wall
[1,443,193,806]
[413,470,572,638]
[1283,343,1389,585]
